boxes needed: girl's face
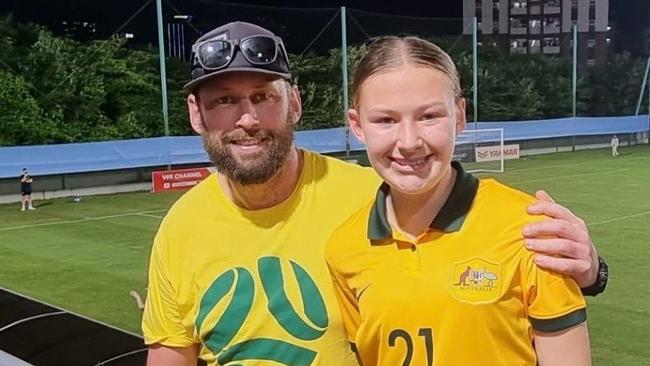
[349,65,466,196]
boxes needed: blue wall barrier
[466,115,649,141]
[1,115,647,179]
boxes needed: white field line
[511,162,597,173]
[509,168,629,185]
[591,210,650,227]
[0,209,167,232]
[136,212,164,219]
[510,154,650,173]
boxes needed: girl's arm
[534,322,591,366]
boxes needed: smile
[228,137,270,152]
[390,155,432,169]
[232,138,266,146]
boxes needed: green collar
[367,161,479,241]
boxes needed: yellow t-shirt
[326,162,586,366]
[142,150,380,365]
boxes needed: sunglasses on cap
[193,34,289,71]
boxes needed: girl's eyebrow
[365,101,448,114]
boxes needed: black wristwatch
[580,256,609,297]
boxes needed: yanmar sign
[152,167,215,192]
[475,144,520,162]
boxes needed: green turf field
[0,144,648,365]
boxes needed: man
[142,21,608,365]
[611,135,620,157]
[20,168,35,211]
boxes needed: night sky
[1,0,648,55]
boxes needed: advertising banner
[152,167,214,193]
[475,144,520,162]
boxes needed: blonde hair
[351,36,462,108]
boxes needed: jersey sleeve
[142,219,196,347]
[325,250,361,345]
[521,251,587,332]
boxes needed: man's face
[187,72,302,185]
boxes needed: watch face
[598,259,609,285]
[581,258,608,296]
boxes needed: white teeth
[394,157,427,166]
[234,139,261,146]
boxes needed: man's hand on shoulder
[522,190,602,291]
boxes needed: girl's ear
[348,108,366,144]
[454,97,467,134]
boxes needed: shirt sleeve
[141,219,196,347]
[521,252,587,332]
[325,251,361,345]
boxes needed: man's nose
[235,99,259,129]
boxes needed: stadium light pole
[571,24,577,152]
[156,0,171,170]
[341,7,350,159]
[473,16,478,125]
[635,56,650,116]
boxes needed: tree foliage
[0,15,647,146]
[0,15,192,145]
[0,70,43,145]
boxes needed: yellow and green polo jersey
[142,150,381,366]
[325,162,586,366]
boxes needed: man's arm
[147,344,200,366]
[143,226,200,363]
[523,190,607,295]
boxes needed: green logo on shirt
[196,256,329,365]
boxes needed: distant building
[463,0,611,67]
[60,20,97,41]
[167,21,189,61]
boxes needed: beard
[202,120,294,186]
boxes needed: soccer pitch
[0,145,648,365]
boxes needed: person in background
[20,168,35,211]
[611,135,620,157]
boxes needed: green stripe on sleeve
[530,308,587,332]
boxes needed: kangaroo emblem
[454,266,472,286]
